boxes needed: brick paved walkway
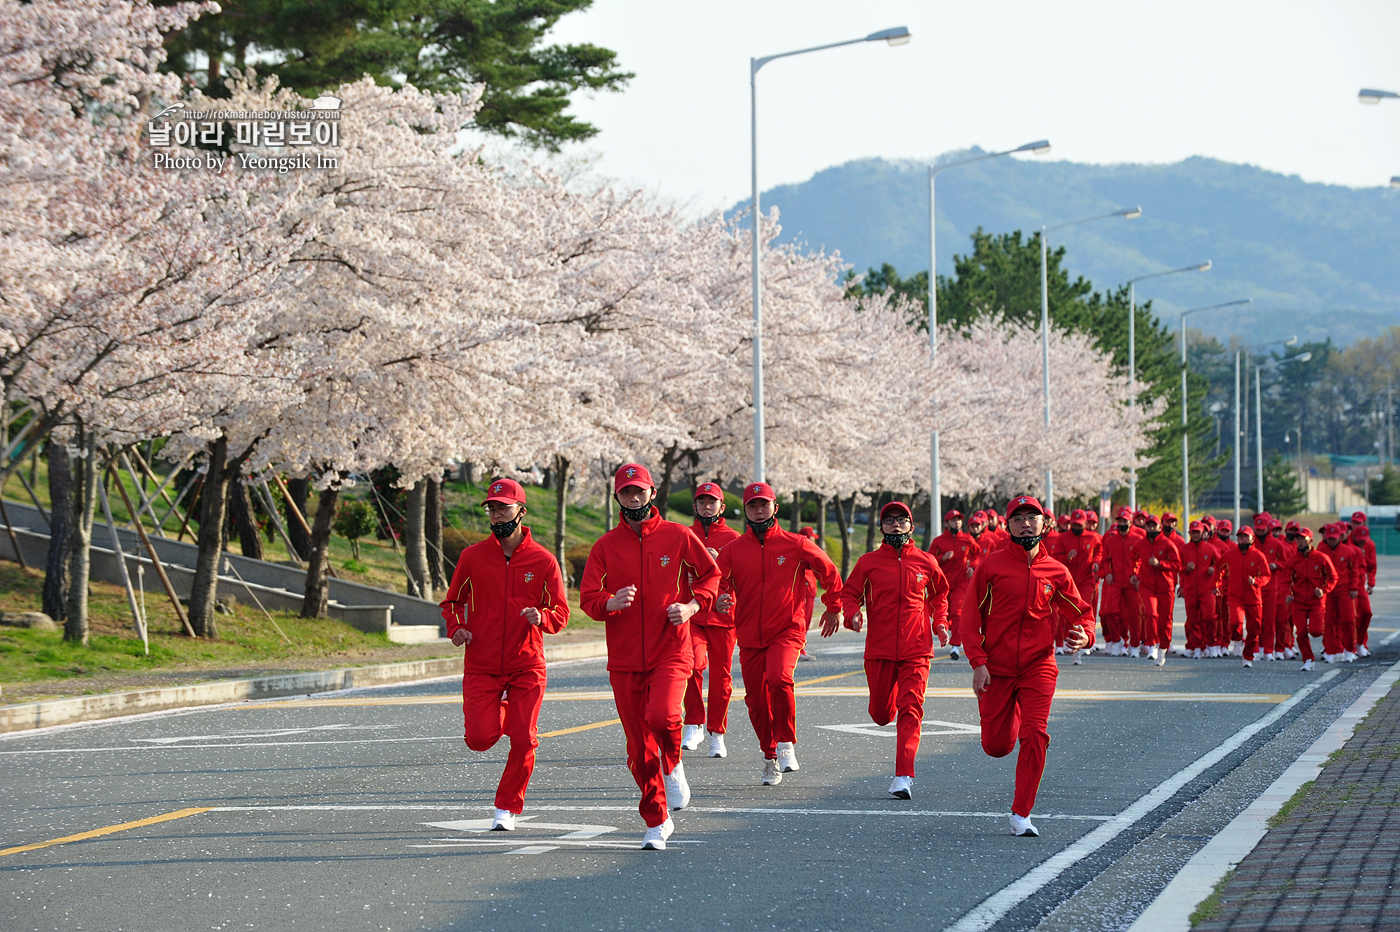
[1194,667,1400,931]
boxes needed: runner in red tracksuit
[1210,520,1237,652]
[964,495,1094,837]
[1284,528,1335,671]
[1099,508,1141,656]
[1216,526,1271,666]
[1275,522,1301,655]
[1180,521,1218,658]
[1139,515,1181,664]
[1256,517,1290,660]
[1317,524,1362,662]
[715,482,842,785]
[1048,509,1101,663]
[837,501,950,799]
[681,481,742,760]
[929,509,979,661]
[439,478,570,831]
[1348,516,1377,655]
[798,526,822,661]
[579,464,721,850]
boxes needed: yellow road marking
[793,669,866,688]
[0,807,210,858]
[796,686,1289,703]
[538,718,622,738]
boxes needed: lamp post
[1358,88,1400,187]
[749,26,911,482]
[1126,260,1212,509]
[924,138,1050,541]
[1038,206,1141,512]
[1178,298,1251,522]
[1254,349,1310,514]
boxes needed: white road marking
[0,735,464,755]
[135,724,394,744]
[942,668,1341,932]
[1382,627,1400,646]
[818,721,980,737]
[424,818,616,839]
[202,804,1114,821]
[816,645,869,655]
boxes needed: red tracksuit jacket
[1141,532,1181,594]
[579,509,720,672]
[715,524,842,650]
[1260,535,1290,596]
[1049,529,1102,593]
[962,543,1096,676]
[840,542,950,661]
[439,527,570,675]
[1289,550,1337,602]
[1099,527,1141,587]
[1351,530,1378,588]
[1216,545,1272,604]
[1179,539,1217,597]
[689,517,741,628]
[929,529,979,586]
[1318,541,1364,594]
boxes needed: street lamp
[1357,88,1400,187]
[1178,298,1251,522]
[925,137,1049,540]
[1253,349,1311,519]
[749,26,911,482]
[1038,206,1141,512]
[1126,260,1212,508]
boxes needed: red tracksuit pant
[1183,587,1214,651]
[1258,590,1285,655]
[1134,588,1157,648]
[865,657,930,777]
[1102,584,1134,645]
[1323,591,1356,657]
[462,666,548,814]
[1153,585,1175,650]
[947,579,970,647]
[1291,599,1324,662]
[1230,597,1264,660]
[610,655,690,828]
[978,656,1057,818]
[739,636,803,759]
[1277,588,1296,649]
[683,624,738,734]
[1355,590,1373,647]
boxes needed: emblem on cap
[493,483,503,493]
[626,467,637,478]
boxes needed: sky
[539,0,1400,214]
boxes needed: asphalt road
[4,566,1398,932]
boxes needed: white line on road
[204,804,1115,821]
[942,668,1341,932]
[1127,656,1400,932]
[1382,627,1400,646]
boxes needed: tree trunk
[789,489,802,532]
[426,475,445,590]
[63,429,98,645]
[816,494,828,545]
[189,436,233,639]
[865,491,886,555]
[833,494,854,578]
[465,462,476,486]
[228,478,264,560]
[553,454,569,585]
[285,477,311,558]
[404,479,430,599]
[43,440,74,622]
[301,483,339,618]
[656,443,682,519]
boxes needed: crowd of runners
[438,465,1376,850]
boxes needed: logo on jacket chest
[776,556,787,565]
[524,572,535,583]
[1042,582,1054,596]
[660,555,672,567]
[914,571,926,584]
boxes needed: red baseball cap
[880,501,913,522]
[1188,520,1203,531]
[1071,509,1087,523]
[1351,511,1368,524]
[1143,513,1159,525]
[1298,527,1314,541]
[483,478,526,506]
[971,510,987,522]
[1253,512,1272,527]
[742,481,776,504]
[1161,511,1178,524]
[1323,523,1341,537]
[694,481,724,500]
[1236,526,1254,540]
[614,463,654,492]
[800,526,817,540]
[1116,507,1133,520]
[945,509,963,521]
[1285,520,1301,532]
[1217,519,1233,533]
[1005,495,1045,519]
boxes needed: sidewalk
[1192,664,1400,931]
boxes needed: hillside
[743,154,1400,346]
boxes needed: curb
[0,639,608,734]
[1127,655,1400,932]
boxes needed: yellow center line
[0,807,210,858]
[793,669,866,688]
[538,718,622,738]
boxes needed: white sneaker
[762,758,783,786]
[950,646,961,661]
[889,776,913,799]
[1071,650,1083,666]
[1301,659,1314,672]
[798,650,815,662]
[708,732,727,759]
[663,760,691,810]
[1344,651,1357,662]
[490,808,515,831]
[1148,646,1160,662]
[641,817,674,850]
[1242,659,1252,668]
[776,742,800,773]
[1284,648,1296,660]
[1359,645,1371,658]
[1264,653,1275,662]
[1055,646,1064,655]
[681,724,704,750]
[1155,650,1166,667]
[1194,648,1204,659]
[1324,653,1336,663]
[1009,812,1039,837]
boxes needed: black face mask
[1297,544,1310,555]
[1071,527,1083,536]
[618,495,654,523]
[490,514,522,539]
[1146,530,1159,540]
[1238,541,1251,552]
[1013,533,1043,551]
[747,516,776,535]
[696,514,718,527]
[1115,523,1130,534]
[883,532,912,549]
